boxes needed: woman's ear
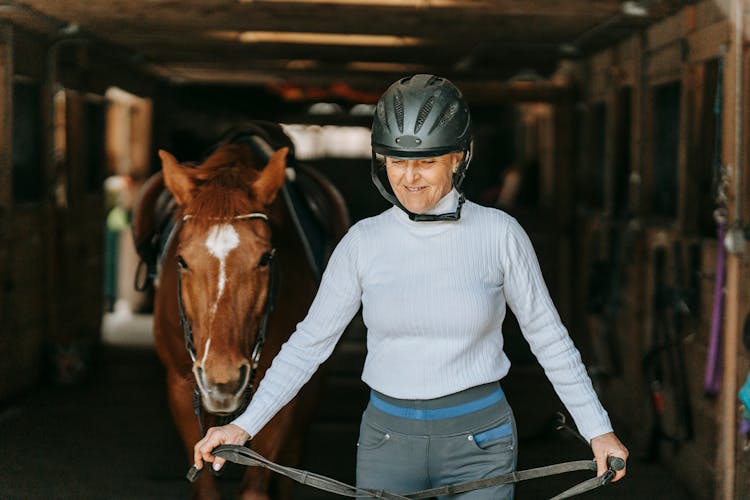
[452,152,464,173]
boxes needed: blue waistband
[369,387,505,420]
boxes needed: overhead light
[621,1,649,17]
[238,31,428,46]
[208,30,428,46]
[508,68,544,83]
[285,59,318,70]
[59,22,80,36]
[347,61,430,72]
[239,0,479,6]
[350,104,376,116]
[558,44,579,56]
[308,102,344,115]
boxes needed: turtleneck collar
[392,189,463,226]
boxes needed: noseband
[175,212,279,429]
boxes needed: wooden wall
[0,22,157,399]
[0,26,11,399]
[574,2,749,499]
[0,25,50,399]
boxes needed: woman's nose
[404,163,419,182]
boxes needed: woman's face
[385,152,461,214]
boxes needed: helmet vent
[393,89,404,132]
[430,102,459,133]
[426,75,442,86]
[377,101,390,132]
[414,95,435,133]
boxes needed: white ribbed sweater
[233,190,612,442]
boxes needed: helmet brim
[371,143,464,159]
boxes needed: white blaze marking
[201,337,212,365]
[205,224,240,318]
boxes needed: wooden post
[556,96,574,324]
[43,44,61,375]
[677,33,692,234]
[0,24,13,340]
[738,40,750,500]
[717,2,745,498]
[0,25,10,208]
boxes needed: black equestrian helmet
[370,74,473,220]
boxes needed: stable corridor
[0,312,691,499]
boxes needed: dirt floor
[0,312,694,499]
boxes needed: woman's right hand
[193,424,251,472]
[590,432,628,482]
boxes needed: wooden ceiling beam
[18,0,623,29]
[9,0,683,89]
[151,57,560,90]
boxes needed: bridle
[175,211,279,434]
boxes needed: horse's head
[159,144,288,415]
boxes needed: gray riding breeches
[356,381,517,500]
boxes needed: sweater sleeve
[501,217,612,442]
[232,226,363,437]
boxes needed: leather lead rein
[186,445,624,499]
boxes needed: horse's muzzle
[193,363,251,414]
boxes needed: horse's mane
[183,144,263,228]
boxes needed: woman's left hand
[590,432,628,482]
[194,424,251,472]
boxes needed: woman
[193,74,628,498]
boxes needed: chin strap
[408,193,466,221]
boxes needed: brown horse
[144,136,348,500]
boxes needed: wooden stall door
[45,89,107,384]
[0,29,51,400]
[0,26,13,400]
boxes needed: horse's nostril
[194,366,208,392]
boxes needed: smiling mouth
[404,186,427,192]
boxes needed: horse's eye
[258,249,276,268]
[177,256,189,270]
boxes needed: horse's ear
[252,147,288,206]
[159,149,196,206]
